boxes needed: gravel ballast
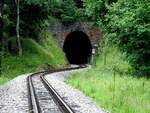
[0,74,30,113]
[0,66,108,113]
[45,68,108,113]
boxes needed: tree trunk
[0,0,4,76]
[16,0,22,56]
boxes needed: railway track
[27,66,86,113]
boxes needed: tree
[50,0,86,25]
[19,0,51,38]
[0,0,4,50]
[83,0,116,25]
[0,0,4,75]
[15,0,22,56]
[3,0,52,38]
[105,0,150,77]
[84,0,150,77]
[2,0,52,55]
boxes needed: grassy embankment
[66,45,150,113]
[1,32,66,85]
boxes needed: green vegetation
[3,0,51,38]
[49,0,86,25]
[1,0,150,112]
[38,32,66,65]
[3,0,85,39]
[2,0,84,84]
[84,0,150,77]
[66,45,150,113]
[1,32,66,85]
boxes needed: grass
[1,32,66,85]
[39,32,66,65]
[66,46,150,113]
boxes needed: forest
[1,0,150,77]
[0,0,150,113]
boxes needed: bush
[84,0,150,77]
[50,0,86,25]
[105,0,150,77]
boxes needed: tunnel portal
[63,31,92,64]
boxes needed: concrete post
[91,48,96,66]
[91,44,98,66]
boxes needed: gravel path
[0,74,30,113]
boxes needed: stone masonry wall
[48,21,103,48]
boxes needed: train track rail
[27,66,86,113]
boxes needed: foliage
[84,0,150,77]
[20,1,50,38]
[1,33,66,84]
[3,0,86,39]
[84,0,107,24]
[50,0,86,25]
[3,0,51,38]
[38,31,66,65]
[83,0,117,25]
[66,45,150,113]
[105,0,150,77]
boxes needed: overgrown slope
[1,33,66,85]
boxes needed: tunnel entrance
[63,31,92,64]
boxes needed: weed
[66,46,150,113]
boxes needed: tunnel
[63,31,92,64]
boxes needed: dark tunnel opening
[63,31,92,64]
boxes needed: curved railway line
[27,66,86,113]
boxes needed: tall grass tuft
[66,45,150,113]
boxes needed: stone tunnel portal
[63,31,92,64]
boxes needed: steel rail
[27,65,87,113]
[27,72,45,113]
[41,74,74,113]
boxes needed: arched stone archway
[48,21,102,48]
[63,31,92,64]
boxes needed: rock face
[48,21,102,48]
